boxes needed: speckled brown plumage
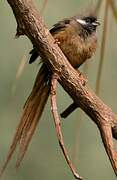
[52,23,97,68]
[30,14,99,67]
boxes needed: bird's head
[72,12,100,37]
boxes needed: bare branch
[61,102,78,118]
[96,0,109,94]
[108,0,117,22]
[51,73,82,179]
[95,0,102,15]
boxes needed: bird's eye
[84,17,92,24]
[83,16,97,24]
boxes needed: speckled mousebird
[29,12,100,117]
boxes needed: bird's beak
[92,21,100,26]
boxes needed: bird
[29,13,100,67]
[0,11,100,177]
[29,12,100,119]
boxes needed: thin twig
[40,0,48,14]
[50,73,82,179]
[12,53,27,95]
[61,102,78,118]
[108,0,117,22]
[96,0,109,94]
[94,0,102,15]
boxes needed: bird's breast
[53,30,97,68]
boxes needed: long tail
[0,63,51,175]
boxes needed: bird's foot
[79,72,88,86]
[54,38,61,45]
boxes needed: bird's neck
[79,26,96,39]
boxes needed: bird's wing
[50,18,70,34]
[29,18,70,64]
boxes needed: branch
[60,102,78,118]
[51,73,82,179]
[5,0,117,178]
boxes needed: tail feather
[16,85,50,168]
[0,64,50,175]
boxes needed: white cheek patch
[76,19,87,25]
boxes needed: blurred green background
[0,0,117,179]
